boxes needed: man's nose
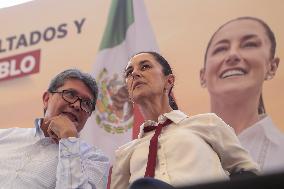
[70,98,81,111]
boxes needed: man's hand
[44,114,79,143]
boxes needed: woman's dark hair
[131,51,178,110]
[203,17,277,114]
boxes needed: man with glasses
[0,69,110,189]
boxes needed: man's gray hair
[48,69,98,107]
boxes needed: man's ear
[42,91,50,111]
[200,68,207,88]
[265,57,280,80]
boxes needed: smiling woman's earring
[200,80,207,88]
[265,74,273,80]
[266,75,272,80]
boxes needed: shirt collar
[239,115,282,145]
[138,110,188,139]
[34,118,45,138]
[256,115,283,145]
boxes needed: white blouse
[238,115,284,173]
[111,110,259,189]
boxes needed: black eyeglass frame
[50,90,95,114]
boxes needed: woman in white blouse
[200,17,284,173]
[111,51,259,189]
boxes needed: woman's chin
[132,93,150,104]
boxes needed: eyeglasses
[51,90,95,114]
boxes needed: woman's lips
[133,81,145,89]
[220,68,247,78]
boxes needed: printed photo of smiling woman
[200,16,284,174]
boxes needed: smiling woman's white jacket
[110,110,260,189]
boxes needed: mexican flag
[82,0,159,163]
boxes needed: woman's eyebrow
[241,34,258,41]
[139,60,150,65]
[213,39,229,47]
[125,65,133,72]
[125,59,150,72]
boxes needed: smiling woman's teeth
[221,70,245,78]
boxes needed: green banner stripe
[99,0,134,50]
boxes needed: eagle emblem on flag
[95,68,134,134]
